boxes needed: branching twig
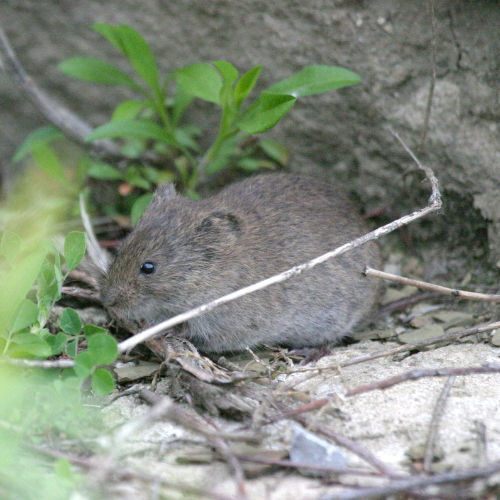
[365,267,500,302]
[118,129,442,353]
[321,460,500,500]
[346,364,500,397]
[423,375,455,471]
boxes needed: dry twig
[339,320,500,369]
[321,460,500,500]
[423,375,455,472]
[365,267,500,302]
[0,24,167,167]
[346,364,500,397]
[61,286,100,302]
[30,443,234,500]
[0,25,117,158]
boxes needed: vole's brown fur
[101,174,381,352]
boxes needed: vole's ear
[195,211,241,256]
[151,183,176,206]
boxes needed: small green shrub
[15,23,360,219]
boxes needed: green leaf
[86,119,175,145]
[171,87,194,126]
[131,194,153,226]
[111,100,146,121]
[10,299,38,333]
[36,260,62,318]
[45,332,68,355]
[267,65,360,97]
[173,128,200,151]
[64,231,86,271]
[205,135,239,175]
[259,138,289,166]
[213,60,239,86]
[74,351,93,378]
[0,231,22,264]
[0,245,47,335]
[58,57,142,90]
[32,145,66,184]
[174,63,223,104]
[238,93,296,134]
[237,158,263,172]
[66,339,78,358]
[118,25,161,95]
[93,23,126,52]
[92,368,115,395]
[87,333,118,365]
[234,66,262,109]
[13,126,64,163]
[8,333,52,358]
[54,459,74,481]
[60,308,82,335]
[83,324,108,337]
[86,161,124,181]
[94,24,160,95]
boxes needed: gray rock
[290,424,346,476]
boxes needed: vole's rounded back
[101,174,381,352]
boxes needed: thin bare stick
[419,0,437,149]
[0,25,118,157]
[118,130,442,353]
[346,364,500,397]
[339,320,500,368]
[366,267,500,302]
[67,269,99,290]
[0,25,172,168]
[423,375,455,472]
[0,357,75,369]
[30,443,234,500]
[322,460,500,500]
[61,286,100,302]
[235,455,385,477]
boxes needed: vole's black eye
[140,261,156,275]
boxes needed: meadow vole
[101,174,381,352]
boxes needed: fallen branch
[322,460,500,500]
[0,24,163,166]
[365,267,500,302]
[117,129,442,353]
[346,364,500,397]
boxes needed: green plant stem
[204,127,239,166]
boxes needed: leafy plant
[15,23,360,219]
[0,230,117,395]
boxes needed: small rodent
[101,174,381,352]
